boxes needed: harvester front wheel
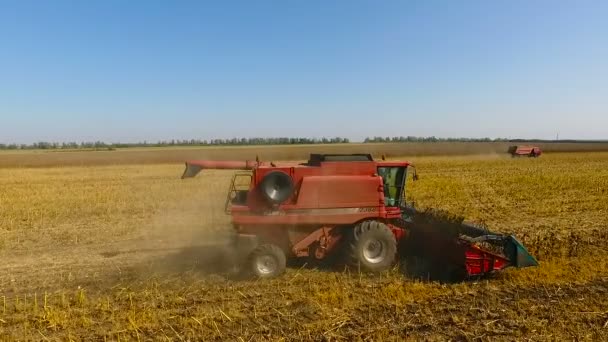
[346,221,397,273]
[246,244,287,279]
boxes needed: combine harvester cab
[181,153,538,281]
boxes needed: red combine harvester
[181,154,538,281]
[508,145,542,157]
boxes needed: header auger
[181,153,538,281]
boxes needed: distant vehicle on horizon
[508,145,542,157]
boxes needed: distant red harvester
[181,154,538,281]
[508,145,542,157]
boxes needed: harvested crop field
[3,141,608,168]
[0,151,607,340]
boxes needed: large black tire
[246,244,287,279]
[345,221,397,273]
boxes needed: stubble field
[0,149,607,340]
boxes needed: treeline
[0,137,351,150]
[0,141,114,150]
[363,136,509,143]
[3,136,603,150]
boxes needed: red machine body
[182,153,538,280]
[233,161,405,224]
[508,145,542,157]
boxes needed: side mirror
[409,165,419,181]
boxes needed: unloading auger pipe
[181,160,258,178]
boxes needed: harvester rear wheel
[246,244,287,279]
[345,220,397,273]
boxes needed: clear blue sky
[1,0,607,144]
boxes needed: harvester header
[181,153,538,281]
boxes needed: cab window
[377,166,406,207]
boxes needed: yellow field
[0,151,607,340]
[2,141,608,167]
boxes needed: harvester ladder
[225,172,252,214]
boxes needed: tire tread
[345,220,397,272]
[246,244,287,279]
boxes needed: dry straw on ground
[0,150,606,340]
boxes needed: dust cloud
[106,195,242,278]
